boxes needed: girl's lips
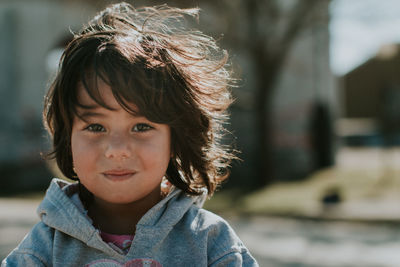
[102,170,136,181]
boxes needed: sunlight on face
[70,79,171,205]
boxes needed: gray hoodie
[2,179,258,266]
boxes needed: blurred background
[2,0,400,266]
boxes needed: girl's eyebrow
[77,110,147,121]
[78,111,106,120]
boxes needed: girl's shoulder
[177,207,259,266]
[190,207,231,229]
[180,206,240,241]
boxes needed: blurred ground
[208,147,400,222]
[230,215,400,267]
[3,147,400,266]
[209,146,400,266]
[0,198,40,261]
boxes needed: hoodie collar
[37,178,207,254]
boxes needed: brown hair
[44,2,235,196]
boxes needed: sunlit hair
[43,2,235,196]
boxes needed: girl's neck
[87,187,163,235]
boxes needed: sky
[329,0,400,76]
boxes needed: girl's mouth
[102,170,136,181]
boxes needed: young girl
[2,2,258,266]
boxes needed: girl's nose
[104,135,132,159]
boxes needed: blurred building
[0,0,96,193]
[340,44,400,146]
[222,0,337,184]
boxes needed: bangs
[72,43,182,125]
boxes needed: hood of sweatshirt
[36,178,207,256]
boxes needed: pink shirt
[100,232,134,254]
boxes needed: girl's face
[71,80,171,205]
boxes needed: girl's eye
[133,123,153,132]
[85,124,105,132]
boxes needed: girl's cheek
[72,133,101,154]
[82,137,105,153]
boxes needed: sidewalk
[0,198,40,260]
